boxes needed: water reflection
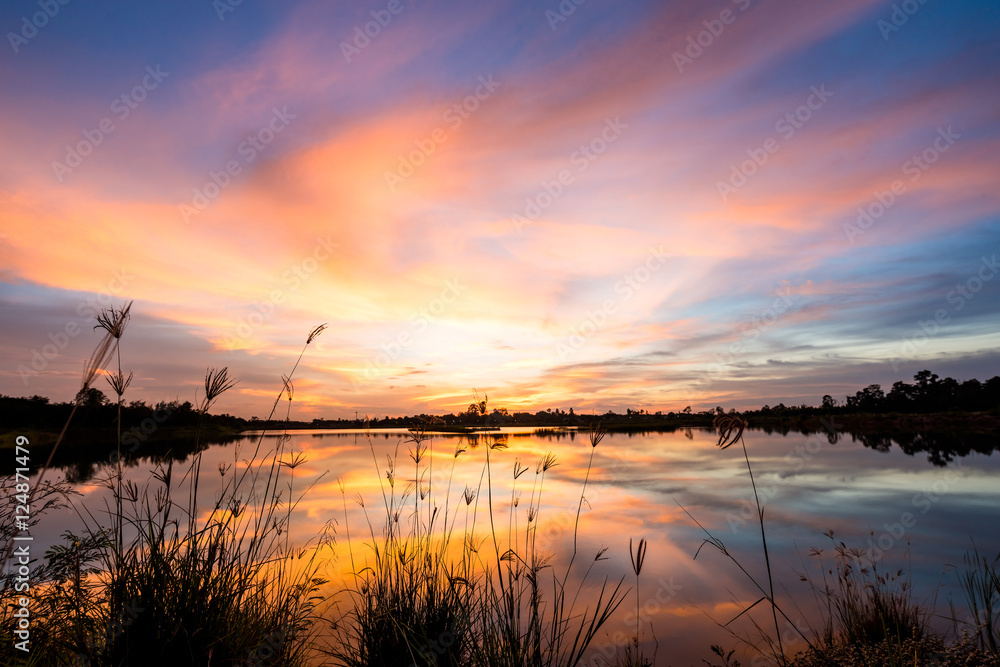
[846,429,999,466]
[748,424,999,467]
[49,432,243,484]
[42,427,1000,665]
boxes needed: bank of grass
[0,319,333,666]
[325,415,631,667]
[698,416,1000,667]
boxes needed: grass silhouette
[326,416,628,667]
[0,320,332,665]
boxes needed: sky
[1,0,999,420]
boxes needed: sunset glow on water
[42,427,1000,665]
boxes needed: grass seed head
[94,303,131,340]
[630,537,648,576]
[714,414,748,449]
[202,366,238,413]
[588,423,606,448]
[538,452,559,474]
[106,369,133,398]
[81,302,132,392]
[306,323,328,344]
[280,451,308,470]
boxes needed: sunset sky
[1,0,998,419]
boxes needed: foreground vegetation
[1,309,333,665]
[326,418,635,667]
[2,306,998,666]
[696,417,1000,667]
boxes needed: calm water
[39,427,1000,666]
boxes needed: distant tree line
[0,388,246,432]
[830,369,1000,414]
[2,369,997,434]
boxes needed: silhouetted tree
[75,387,109,408]
[846,384,884,411]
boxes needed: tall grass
[328,418,628,667]
[772,538,1000,667]
[682,415,821,666]
[803,534,926,665]
[616,537,654,667]
[689,414,937,666]
[953,546,1000,656]
[696,416,999,667]
[0,319,333,666]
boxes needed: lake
[37,425,1000,666]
